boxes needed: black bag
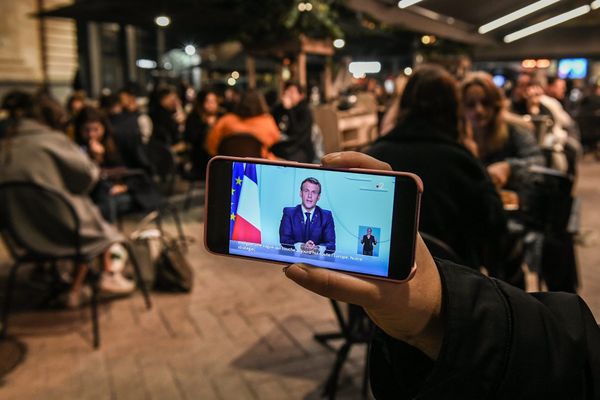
[154,238,193,292]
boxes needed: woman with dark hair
[74,107,161,224]
[183,89,221,180]
[0,91,135,306]
[368,64,507,269]
[74,106,123,167]
[460,71,544,191]
[206,90,281,159]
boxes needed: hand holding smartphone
[284,152,443,361]
[204,152,422,282]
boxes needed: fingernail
[284,264,308,280]
[322,152,342,164]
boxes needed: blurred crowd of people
[1,61,600,305]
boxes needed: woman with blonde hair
[460,71,544,190]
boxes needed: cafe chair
[519,166,578,292]
[103,170,187,249]
[314,301,373,399]
[146,139,177,196]
[420,232,463,264]
[0,181,152,348]
[217,133,263,158]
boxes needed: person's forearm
[365,234,444,360]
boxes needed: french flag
[231,163,262,243]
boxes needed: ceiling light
[398,0,424,9]
[155,16,170,27]
[227,77,237,86]
[348,62,381,76]
[504,5,590,43]
[536,59,551,68]
[592,0,600,10]
[521,59,537,68]
[479,0,560,34]
[298,2,306,12]
[184,45,196,56]
[136,59,157,69]
[404,67,413,76]
[333,38,345,48]
[305,2,313,11]
[421,35,431,44]
[231,71,240,79]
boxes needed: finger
[284,263,382,308]
[321,151,392,171]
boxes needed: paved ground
[1,158,599,400]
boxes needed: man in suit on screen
[279,177,336,254]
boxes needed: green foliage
[234,0,344,48]
[283,0,344,39]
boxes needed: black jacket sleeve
[369,259,600,399]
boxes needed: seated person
[0,91,135,306]
[279,177,336,254]
[74,107,161,223]
[361,228,377,256]
[118,87,153,144]
[368,64,507,270]
[284,151,600,399]
[183,89,221,180]
[205,90,281,159]
[270,81,316,163]
[460,71,545,191]
[149,86,185,146]
[100,94,153,175]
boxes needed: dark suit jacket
[361,235,377,251]
[279,205,336,253]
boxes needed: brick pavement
[1,159,599,399]
[0,208,369,399]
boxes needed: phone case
[203,156,423,283]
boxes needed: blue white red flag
[230,162,245,239]
[231,163,262,243]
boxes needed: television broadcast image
[228,162,396,277]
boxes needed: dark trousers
[363,249,373,256]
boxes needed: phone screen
[225,160,402,278]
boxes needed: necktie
[304,212,311,242]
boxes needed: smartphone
[204,156,422,282]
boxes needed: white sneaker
[100,272,136,295]
[108,244,128,274]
